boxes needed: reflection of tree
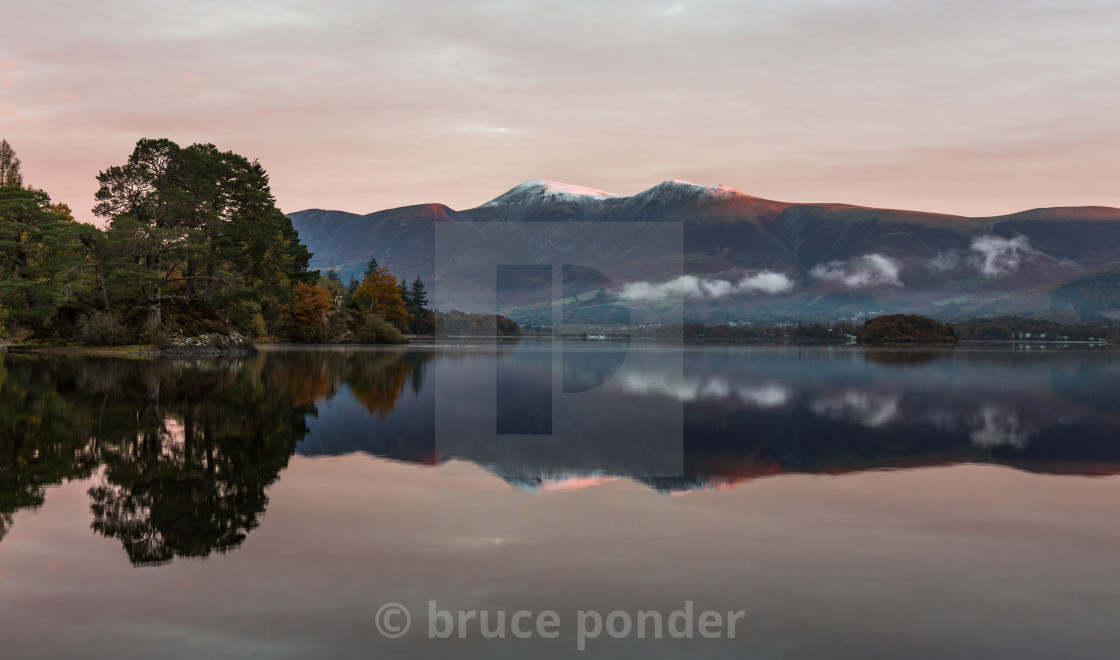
[263,348,434,418]
[0,348,432,563]
[279,348,433,420]
[345,351,420,419]
[88,359,313,566]
[0,355,101,541]
[863,349,948,367]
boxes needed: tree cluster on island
[857,314,957,345]
[0,138,514,346]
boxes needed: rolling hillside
[288,180,1120,322]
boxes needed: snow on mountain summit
[481,178,749,210]
[647,180,751,199]
[481,179,618,208]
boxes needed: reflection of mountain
[4,347,1120,561]
[294,346,1120,492]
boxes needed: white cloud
[736,271,795,294]
[619,270,793,302]
[970,235,1035,277]
[810,253,902,288]
[925,251,961,273]
[970,405,1032,449]
[621,373,791,408]
[810,391,901,428]
[738,383,791,408]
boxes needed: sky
[1,0,1118,223]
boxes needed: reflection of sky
[7,458,1120,658]
[609,347,1116,448]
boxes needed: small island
[858,314,958,345]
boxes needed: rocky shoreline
[3,331,258,357]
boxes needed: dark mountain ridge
[289,180,1120,322]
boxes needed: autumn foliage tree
[282,282,333,341]
[352,265,412,331]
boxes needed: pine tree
[0,140,84,336]
[0,139,23,188]
[399,276,410,306]
[409,276,429,309]
[361,256,379,282]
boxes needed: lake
[2,342,1120,658]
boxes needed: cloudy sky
[1,0,1117,222]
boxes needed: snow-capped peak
[534,179,617,198]
[642,180,750,200]
[479,178,752,212]
[482,179,618,207]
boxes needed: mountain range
[288,180,1120,323]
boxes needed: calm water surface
[2,343,1120,658]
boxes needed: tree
[93,138,315,338]
[361,256,379,282]
[404,276,434,335]
[0,140,86,337]
[282,282,333,340]
[93,138,198,329]
[352,265,412,331]
[409,276,429,309]
[0,139,22,188]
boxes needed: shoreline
[3,343,258,358]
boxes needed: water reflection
[1,345,1119,565]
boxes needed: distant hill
[288,179,1120,322]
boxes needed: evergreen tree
[0,140,85,337]
[409,276,429,309]
[93,138,315,337]
[361,256,379,282]
[0,139,22,188]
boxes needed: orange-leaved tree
[283,282,333,340]
[352,265,412,331]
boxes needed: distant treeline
[952,316,1120,342]
[436,310,522,337]
[638,320,860,342]
[635,314,1118,344]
